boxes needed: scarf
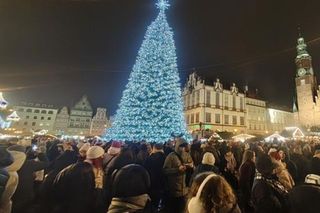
[108,194,150,213]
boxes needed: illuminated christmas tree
[106,0,189,143]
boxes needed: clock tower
[295,35,318,127]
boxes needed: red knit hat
[107,141,122,155]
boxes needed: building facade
[53,106,69,135]
[267,107,294,132]
[183,73,247,135]
[12,102,58,135]
[246,97,268,135]
[68,95,93,136]
[183,73,294,137]
[90,108,109,136]
[294,35,320,128]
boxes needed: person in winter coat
[190,140,202,167]
[252,154,288,213]
[51,146,105,213]
[137,143,150,166]
[202,140,221,167]
[41,141,78,194]
[144,143,166,211]
[0,149,26,213]
[0,147,13,201]
[6,145,49,213]
[220,148,238,190]
[269,149,295,190]
[104,147,136,209]
[239,150,256,212]
[188,172,241,213]
[163,138,188,213]
[108,164,151,213]
[288,174,320,213]
[190,152,220,185]
[103,141,122,175]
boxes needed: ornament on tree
[105,0,190,143]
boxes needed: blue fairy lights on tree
[105,0,190,143]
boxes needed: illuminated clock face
[298,68,306,77]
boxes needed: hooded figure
[0,150,26,213]
[163,138,188,213]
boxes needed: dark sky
[1,0,320,115]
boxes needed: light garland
[105,0,190,143]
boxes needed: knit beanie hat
[86,146,105,159]
[107,141,122,155]
[256,154,274,176]
[112,164,150,197]
[202,152,215,166]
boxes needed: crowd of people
[0,136,320,213]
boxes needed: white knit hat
[86,146,105,160]
[268,148,277,155]
[202,152,215,166]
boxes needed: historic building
[90,107,110,136]
[267,106,294,132]
[53,106,69,135]
[183,73,247,135]
[183,73,294,136]
[68,95,93,136]
[12,102,58,135]
[246,97,268,135]
[294,35,320,128]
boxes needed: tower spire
[156,0,170,11]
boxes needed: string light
[105,0,190,143]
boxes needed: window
[224,95,228,107]
[215,114,221,124]
[301,79,305,85]
[205,113,211,123]
[32,122,36,126]
[26,109,32,113]
[26,116,29,119]
[186,96,189,107]
[48,111,53,114]
[196,91,200,104]
[41,117,44,120]
[206,91,211,105]
[24,121,28,125]
[191,114,194,123]
[34,109,40,113]
[232,116,237,125]
[18,108,24,112]
[41,110,47,114]
[240,98,243,111]
[33,116,37,119]
[224,115,229,124]
[240,117,245,125]
[195,113,200,123]
[191,92,195,106]
[48,117,51,120]
[232,96,236,109]
[216,92,220,107]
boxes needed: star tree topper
[156,0,170,11]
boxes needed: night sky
[1,0,320,115]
